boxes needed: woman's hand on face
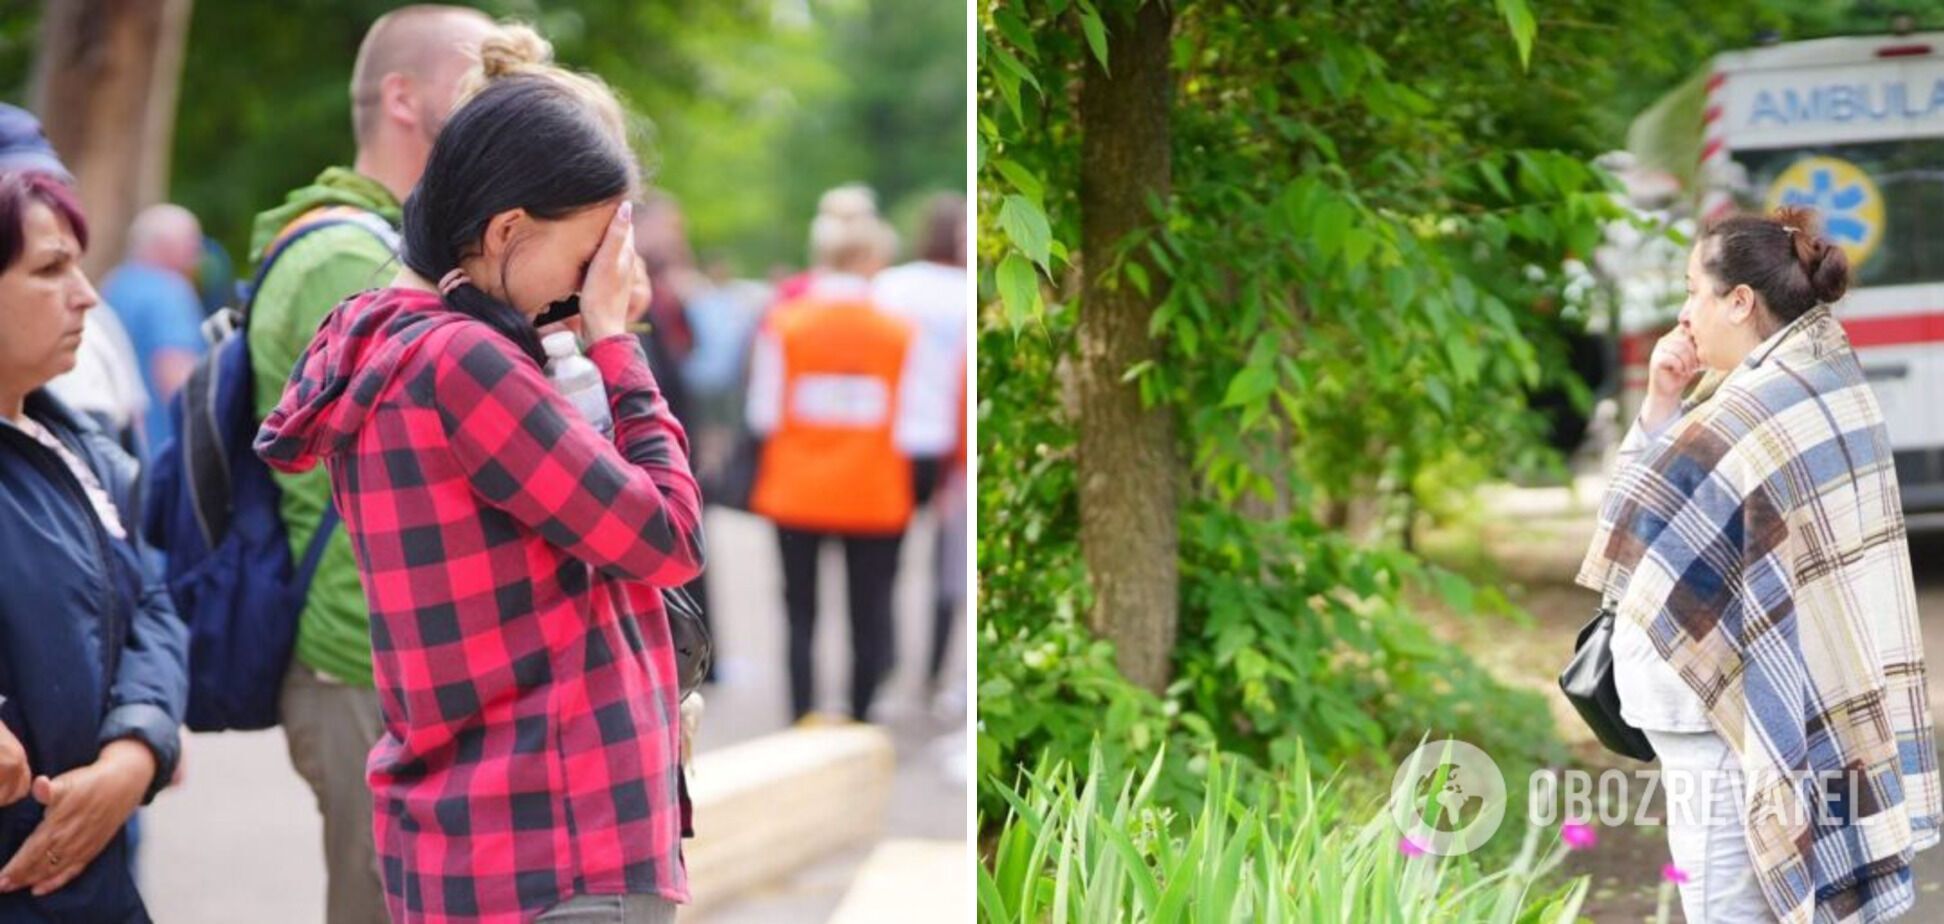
[0,739,155,897]
[579,201,638,343]
[1647,328,1701,401]
[1640,327,1701,431]
[0,722,28,806]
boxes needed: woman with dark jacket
[0,170,188,923]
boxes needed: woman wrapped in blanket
[1578,205,1940,924]
[254,27,703,924]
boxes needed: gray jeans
[280,662,388,924]
[535,894,678,923]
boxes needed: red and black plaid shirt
[257,288,705,923]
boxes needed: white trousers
[1644,727,1777,923]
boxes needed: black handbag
[1558,605,1657,761]
[663,586,713,701]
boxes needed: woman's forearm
[1639,392,1682,435]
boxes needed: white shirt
[1609,408,1714,732]
[14,414,127,541]
[1610,322,1797,733]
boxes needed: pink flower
[1398,835,1428,857]
[1560,820,1598,850]
[1662,863,1690,885]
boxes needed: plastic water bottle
[542,331,614,438]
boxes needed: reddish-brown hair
[0,170,87,272]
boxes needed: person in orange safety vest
[745,203,953,723]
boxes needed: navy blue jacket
[0,391,187,924]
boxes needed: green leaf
[1341,228,1375,272]
[1478,159,1513,201]
[1124,260,1151,298]
[988,44,1041,123]
[997,253,1042,329]
[1425,376,1453,416]
[1000,195,1054,270]
[1384,267,1416,311]
[1497,0,1537,70]
[995,159,1045,206]
[1310,197,1353,266]
[1222,365,1276,409]
[1446,337,1482,384]
[991,67,1023,124]
[1077,0,1110,72]
[994,7,1038,60]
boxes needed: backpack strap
[293,502,341,594]
[184,208,397,550]
[180,341,228,548]
[241,206,401,319]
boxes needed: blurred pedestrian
[256,28,702,924]
[0,170,188,924]
[771,183,878,308]
[101,204,206,456]
[241,8,499,922]
[748,202,954,724]
[871,193,968,713]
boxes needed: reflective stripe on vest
[752,299,916,533]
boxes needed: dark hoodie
[255,287,704,922]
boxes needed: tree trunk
[1076,0,1177,695]
[31,0,195,278]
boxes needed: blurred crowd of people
[649,183,969,729]
[0,4,965,923]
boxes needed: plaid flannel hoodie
[1579,306,1940,924]
[255,287,705,923]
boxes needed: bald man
[101,203,206,454]
[241,7,499,923]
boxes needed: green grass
[978,742,1601,923]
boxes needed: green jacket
[246,167,401,687]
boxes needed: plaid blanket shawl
[1577,305,1941,923]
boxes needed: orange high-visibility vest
[751,298,917,533]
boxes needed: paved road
[134,508,968,923]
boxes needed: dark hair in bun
[1699,205,1850,327]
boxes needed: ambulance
[1619,29,1944,522]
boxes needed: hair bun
[478,24,553,80]
[1770,205,1850,305]
[1808,240,1850,304]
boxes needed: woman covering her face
[256,28,703,924]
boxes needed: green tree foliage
[0,0,963,275]
[976,0,1942,829]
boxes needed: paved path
[135,508,968,923]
